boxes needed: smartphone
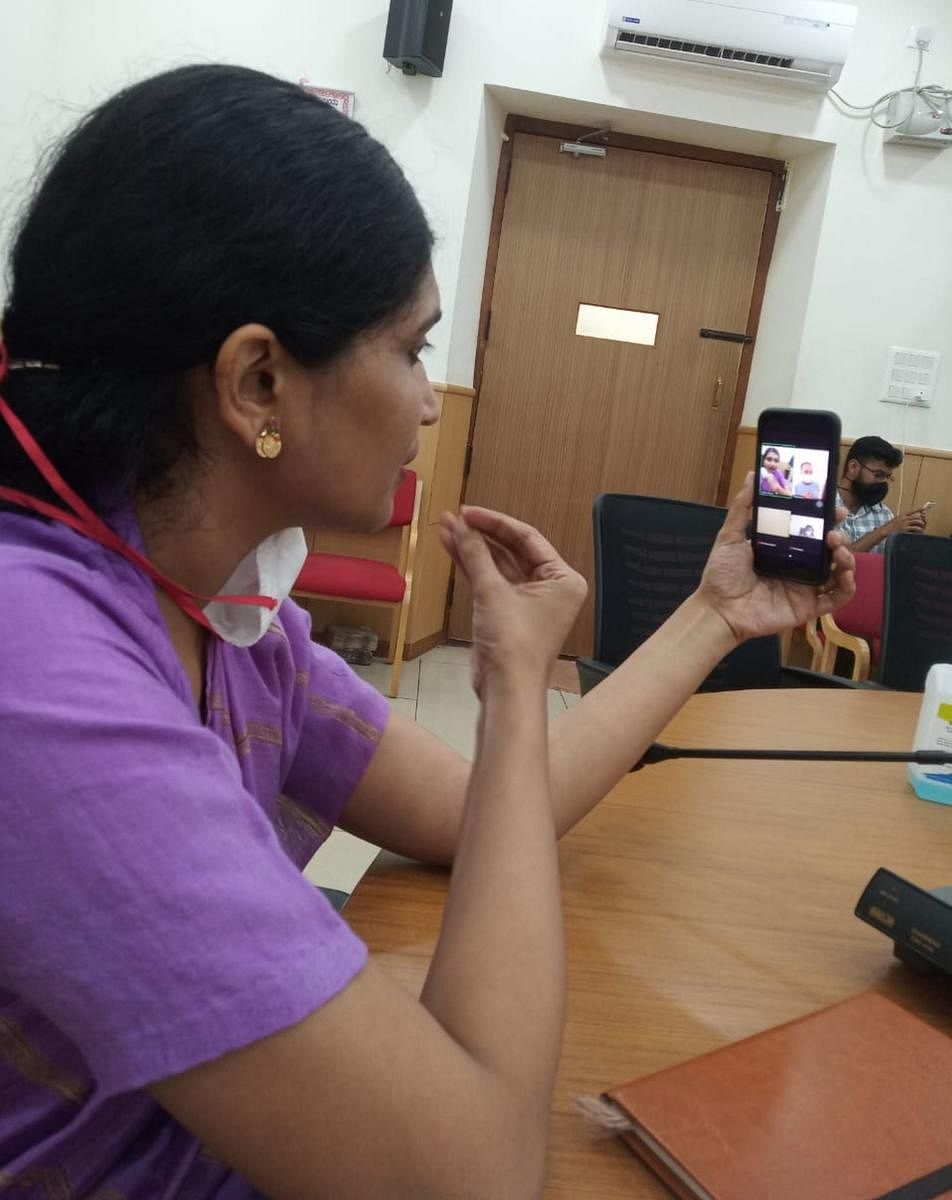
[752,408,841,584]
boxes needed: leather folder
[605,992,952,1200]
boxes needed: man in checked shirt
[835,435,929,554]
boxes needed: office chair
[817,551,884,682]
[576,493,862,696]
[878,533,952,692]
[293,469,423,698]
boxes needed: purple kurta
[0,505,389,1196]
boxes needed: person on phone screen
[794,461,821,499]
[759,447,792,496]
[835,436,928,554]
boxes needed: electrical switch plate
[881,346,940,408]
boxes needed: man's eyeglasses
[859,462,894,483]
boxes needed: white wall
[0,0,58,222]
[3,0,952,447]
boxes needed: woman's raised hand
[698,472,855,645]
[438,507,587,697]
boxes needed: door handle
[712,376,723,410]
[700,328,753,344]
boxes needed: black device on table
[856,867,952,978]
[752,407,841,585]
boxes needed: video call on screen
[755,442,830,571]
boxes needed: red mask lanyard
[0,342,277,634]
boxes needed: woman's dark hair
[762,446,780,463]
[0,64,433,507]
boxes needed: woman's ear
[212,324,285,451]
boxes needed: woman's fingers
[437,514,462,570]
[444,507,584,601]
[716,473,755,540]
[440,512,531,589]
[440,513,502,593]
[440,512,526,584]
[458,506,563,575]
[814,563,855,613]
[482,534,525,584]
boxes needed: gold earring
[255,417,282,460]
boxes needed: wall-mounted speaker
[383,0,454,78]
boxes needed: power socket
[907,25,934,51]
[881,346,940,407]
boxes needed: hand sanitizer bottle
[910,664,952,805]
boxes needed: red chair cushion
[294,553,407,603]
[388,469,417,527]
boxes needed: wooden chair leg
[383,606,398,665]
[388,597,412,699]
[387,477,423,699]
[780,627,793,666]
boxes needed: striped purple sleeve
[279,602,391,835]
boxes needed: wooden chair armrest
[801,619,824,671]
[818,613,871,681]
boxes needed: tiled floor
[303,643,581,895]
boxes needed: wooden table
[346,690,952,1198]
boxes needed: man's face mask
[852,478,889,508]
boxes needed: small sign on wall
[299,80,356,118]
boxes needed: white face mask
[202,527,308,647]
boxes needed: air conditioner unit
[606,0,857,90]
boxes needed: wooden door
[449,128,781,655]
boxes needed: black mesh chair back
[880,533,952,691]
[591,493,781,691]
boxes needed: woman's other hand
[698,473,855,645]
[439,507,587,697]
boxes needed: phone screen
[752,408,841,584]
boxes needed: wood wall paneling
[407,524,452,646]
[427,386,474,518]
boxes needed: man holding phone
[835,435,929,554]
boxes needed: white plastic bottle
[909,663,952,806]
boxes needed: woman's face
[283,267,442,532]
[763,450,780,472]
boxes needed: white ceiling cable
[829,48,952,129]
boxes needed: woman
[0,65,853,1199]
[759,446,792,496]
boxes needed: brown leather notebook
[605,992,952,1200]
